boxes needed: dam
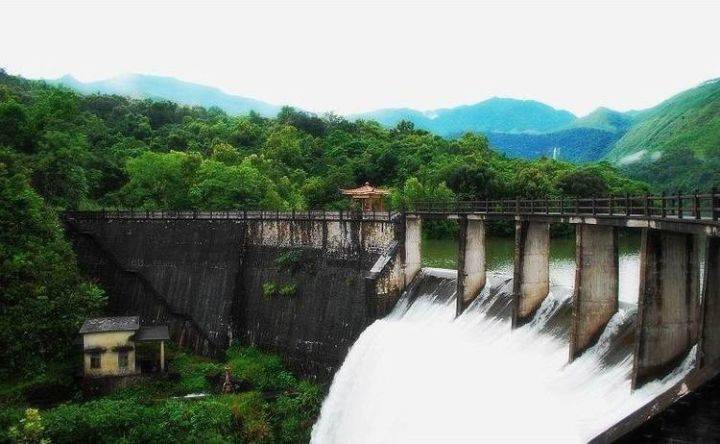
[63,191,720,441]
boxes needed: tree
[556,168,610,197]
[0,149,105,377]
[189,158,283,210]
[119,151,200,209]
[444,160,503,199]
[0,100,32,152]
[262,125,305,169]
[32,130,92,208]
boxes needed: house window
[90,352,101,369]
[118,350,129,369]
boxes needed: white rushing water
[311,269,695,443]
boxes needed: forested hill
[353,99,628,163]
[54,74,608,162]
[47,72,720,181]
[50,73,281,117]
[0,70,645,213]
[353,97,577,136]
[567,107,633,133]
[607,78,720,190]
[609,78,720,162]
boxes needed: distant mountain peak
[352,97,576,136]
[49,73,281,117]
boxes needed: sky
[1,0,719,116]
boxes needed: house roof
[79,316,140,334]
[340,182,390,198]
[134,325,170,342]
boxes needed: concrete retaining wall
[65,215,400,380]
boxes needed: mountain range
[49,73,281,117]
[50,73,720,167]
[350,98,576,135]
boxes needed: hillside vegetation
[0,70,643,214]
[487,127,620,162]
[607,79,720,190]
[610,78,720,162]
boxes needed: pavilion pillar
[456,216,486,316]
[404,215,422,285]
[160,341,165,372]
[569,225,619,361]
[512,221,550,327]
[632,229,700,389]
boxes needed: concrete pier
[512,221,550,327]
[633,229,700,389]
[404,215,422,285]
[569,225,619,360]
[456,216,486,316]
[700,237,720,368]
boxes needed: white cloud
[1,0,719,115]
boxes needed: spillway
[311,268,696,443]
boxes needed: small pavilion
[341,182,390,212]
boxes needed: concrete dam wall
[64,213,404,380]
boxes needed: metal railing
[409,190,720,223]
[62,190,720,225]
[63,209,397,223]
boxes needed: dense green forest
[0,69,648,441]
[0,70,645,213]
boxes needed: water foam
[311,271,694,443]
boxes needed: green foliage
[261,279,299,299]
[171,352,224,395]
[39,397,238,444]
[0,70,645,216]
[275,249,303,269]
[0,149,105,379]
[609,78,720,189]
[278,283,298,298]
[2,346,322,444]
[8,408,48,444]
[620,147,720,192]
[262,281,278,299]
[611,79,720,160]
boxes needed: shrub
[7,408,47,444]
[275,250,303,270]
[225,392,273,443]
[278,283,297,298]
[171,352,223,395]
[262,281,278,298]
[225,346,296,392]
